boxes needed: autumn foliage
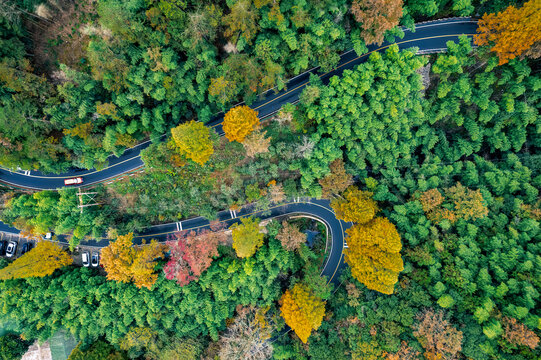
[475,0,541,64]
[318,159,354,198]
[502,317,540,350]
[280,282,326,343]
[101,233,167,289]
[218,306,273,360]
[419,183,488,224]
[351,0,403,45]
[163,222,227,286]
[345,217,404,294]
[331,186,379,223]
[0,241,72,280]
[230,217,264,258]
[171,120,214,165]
[243,128,271,157]
[223,105,260,143]
[276,220,307,252]
[413,309,463,360]
[386,341,420,360]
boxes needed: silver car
[91,252,99,267]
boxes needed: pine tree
[0,241,72,280]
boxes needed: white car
[64,177,83,186]
[5,241,17,257]
[81,252,90,267]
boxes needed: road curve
[0,18,479,283]
[0,199,350,284]
[0,17,478,191]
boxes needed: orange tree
[350,0,403,46]
[0,241,72,280]
[345,217,404,295]
[222,105,259,142]
[101,233,167,289]
[330,186,379,223]
[170,120,214,165]
[230,217,264,258]
[475,0,541,64]
[280,282,326,343]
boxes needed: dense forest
[0,0,539,359]
[0,0,519,172]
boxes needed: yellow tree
[0,241,72,280]
[475,0,541,65]
[331,186,379,224]
[280,282,326,343]
[344,217,404,295]
[230,217,264,258]
[223,105,259,143]
[101,233,167,289]
[171,120,214,166]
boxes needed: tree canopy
[0,241,72,280]
[101,233,167,289]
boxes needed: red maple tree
[163,221,227,286]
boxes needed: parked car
[64,177,83,186]
[0,241,7,256]
[91,252,99,267]
[5,241,17,257]
[81,251,90,267]
[20,242,33,255]
[43,232,53,240]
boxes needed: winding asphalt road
[0,18,478,284]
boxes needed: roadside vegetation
[0,0,539,359]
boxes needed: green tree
[297,45,426,190]
[0,334,31,360]
[68,340,127,360]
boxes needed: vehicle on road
[64,177,83,186]
[82,252,90,267]
[0,241,7,256]
[91,252,99,267]
[20,242,33,255]
[5,241,17,257]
